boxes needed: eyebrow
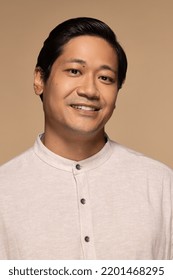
[99,65,117,74]
[64,58,86,65]
[64,58,117,74]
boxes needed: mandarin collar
[34,133,113,172]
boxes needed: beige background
[0,0,173,168]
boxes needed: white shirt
[0,134,173,259]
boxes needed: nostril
[76,89,100,101]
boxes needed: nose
[76,74,99,100]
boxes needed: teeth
[72,105,96,111]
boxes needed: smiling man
[35,35,118,160]
[0,17,173,260]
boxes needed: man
[0,17,172,260]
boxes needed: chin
[69,126,104,138]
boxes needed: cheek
[105,91,118,107]
[51,79,77,99]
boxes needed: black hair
[36,17,128,100]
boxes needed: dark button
[76,164,81,170]
[80,198,86,204]
[84,236,90,242]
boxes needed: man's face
[36,35,119,139]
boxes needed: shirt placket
[73,163,96,259]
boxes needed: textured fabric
[0,134,173,260]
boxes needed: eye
[99,76,115,84]
[66,68,81,76]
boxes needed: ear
[33,67,44,96]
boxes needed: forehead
[58,35,118,67]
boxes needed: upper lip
[70,103,101,111]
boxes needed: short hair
[36,17,128,100]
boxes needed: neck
[42,129,106,161]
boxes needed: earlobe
[33,67,44,95]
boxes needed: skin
[34,35,119,161]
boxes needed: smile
[71,105,100,111]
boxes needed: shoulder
[109,140,173,178]
[0,147,35,178]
